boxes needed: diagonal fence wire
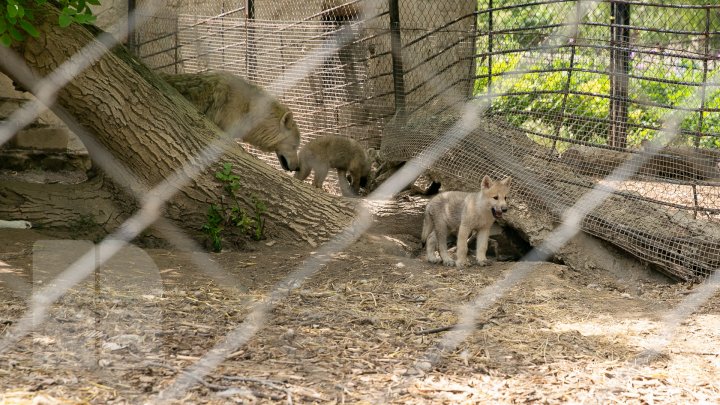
[157,0,720,400]
[1,0,717,401]
[389,17,720,405]
[157,0,602,399]
[0,0,162,148]
[0,7,360,359]
[0,46,257,296]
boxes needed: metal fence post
[127,0,137,55]
[245,0,257,81]
[692,6,711,219]
[468,1,479,100]
[608,0,630,149]
[487,0,493,110]
[550,1,583,155]
[389,0,406,119]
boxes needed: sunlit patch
[553,318,660,348]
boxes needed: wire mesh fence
[2,0,720,403]
[134,0,719,280]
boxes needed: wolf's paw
[427,256,442,264]
[455,259,469,268]
[442,258,455,267]
[476,257,490,267]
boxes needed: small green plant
[251,195,267,241]
[201,204,224,253]
[0,0,98,47]
[202,163,268,252]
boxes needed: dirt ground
[1,198,719,404]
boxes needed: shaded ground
[0,200,719,404]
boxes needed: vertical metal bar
[221,2,226,69]
[389,0,406,119]
[174,16,179,73]
[468,3,479,100]
[551,1,581,155]
[487,0,493,110]
[608,0,630,149]
[245,0,257,81]
[692,7,711,219]
[551,40,577,155]
[127,0,137,55]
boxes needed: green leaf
[18,19,39,38]
[6,4,18,19]
[0,33,11,47]
[86,0,100,5]
[62,6,77,16]
[74,12,96,24]
[0,17,7,35]
[8,25,24,42]
[58,13,72,27]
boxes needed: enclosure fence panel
[135,0,720,280]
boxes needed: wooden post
[608,1,630,148]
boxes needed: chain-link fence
[3,1,720,402]
[133,0,720,280]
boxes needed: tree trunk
[0,174,123,230]
[2,4,355,247]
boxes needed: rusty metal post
[389,0,406,119]
[487,0,493,110]
[127,0,137,55]
[608,1,630,148]
[245,0,257,80]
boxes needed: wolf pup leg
[455,223,474,268]
[474,227,491,266]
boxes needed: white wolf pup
[422,175,512,267]
[295,135,371,196]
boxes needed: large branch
[4,4,355,246]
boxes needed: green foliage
[202,163,268,252]
[0,0,98,47]
[474,0,720,150]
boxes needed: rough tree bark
[0,4,355,246]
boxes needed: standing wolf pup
[295,135,371,196]
[422,175,512,268]
[160,71,301,171]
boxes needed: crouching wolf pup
[295,135,371,196]
[422,176,512,268]
[160,71,301,172]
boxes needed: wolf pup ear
[281,111,294,129]
[501,176,512,187]
[481,175,492,189]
